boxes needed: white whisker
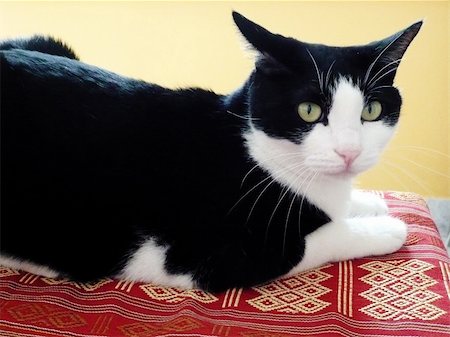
[325,60,336,89]
[228,175,273,215]
[382,160,434,195]
[369,85,393,91]
[264,170,314,247]
[367,67,399,91]
[363,33,403,87]
[378,165,411,192]
[366,59,401,89]
[247,162,311,222]
[282,174,305,256]
[395,156,450,179]
[306,48,324,94]
[389,145,450,159]
[240,151,306,187]
[246,177,277,223]
[226,110,259,121]
[297,172,318,239]
[241,163,263,188]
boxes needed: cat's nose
[334,149,361,167]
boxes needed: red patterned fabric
[1,192,449,337]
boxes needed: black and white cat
[0,12,422,292]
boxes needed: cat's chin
[320,168,361,180]
[325,171,356,180]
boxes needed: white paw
[350,216,407,257]
[349,191,388,217]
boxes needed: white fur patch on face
[119,238,194,289]
[244,77,396,218]
[0,254,59,278]
[303,77,396,176]
[244,127,352,219]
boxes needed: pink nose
[335,149,361,167]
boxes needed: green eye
[362,101,382,121]
[298,102,322,123]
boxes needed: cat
[0,12,422,292]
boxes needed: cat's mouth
[304,155,361,177]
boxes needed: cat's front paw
[358,216,407,256]
[349,190,388,217]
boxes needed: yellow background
[1,1,449,197]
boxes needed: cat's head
[233,12,422,183]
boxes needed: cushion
[1,191,449,336]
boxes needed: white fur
[349,190,389,217]
[244,128,352,219]
[246,76,407,277]
[119,238,194,289]
[287,215,407,276]
[0,255,59,278]
[0,240,195,289]
[302,78,395,176]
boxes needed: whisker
[381,160,434,195]
[306,48,324,94]
[369,85,394,91]
[367,67,399,91]
[282,177,303,256]
[394,156,450,179]
[241,163,263,188]
[266,185,292,231]
[366,59,401,89]
[240,151,307,187]
[388,145,450,159]
[325,60,336,89]
[363,32,403,87]
[228,175,273,215]
[265,170,314,247]
[226,110,259,121]
[238,161,310,220]
[297,172,318,239]
[246,177,278,223]
[248,162,311,221]
[378,165,411,192]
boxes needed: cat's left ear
[232,11,297,75]
[372,21,423,65]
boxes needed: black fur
[0,35,79,60]
[0,12,421,292]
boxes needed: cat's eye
[298,102,322,123]
[361,101,382,121]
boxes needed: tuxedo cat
[0,12,422,292]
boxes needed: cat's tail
[0,35,79,60]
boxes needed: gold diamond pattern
[41,277,112,291]
[359,259,445,321]
[140,284,218,304]
[8,303,86,328]
[247,265,332,314]
[389,192,427,206]
[0,267,20,278]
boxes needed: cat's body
[0,13,421,292]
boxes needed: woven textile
[1,192,449,337]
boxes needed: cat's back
[0,47,226,148]
[1,45,246,280]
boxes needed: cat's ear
[232,11,296,75]
[376,21,423,62]
[370,21,423,76]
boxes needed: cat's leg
[287,215,406,276]
[348,190,388,217]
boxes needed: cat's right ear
[232,11,295,75]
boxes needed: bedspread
[1,191,449,336]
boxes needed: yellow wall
[1,1,448,197]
